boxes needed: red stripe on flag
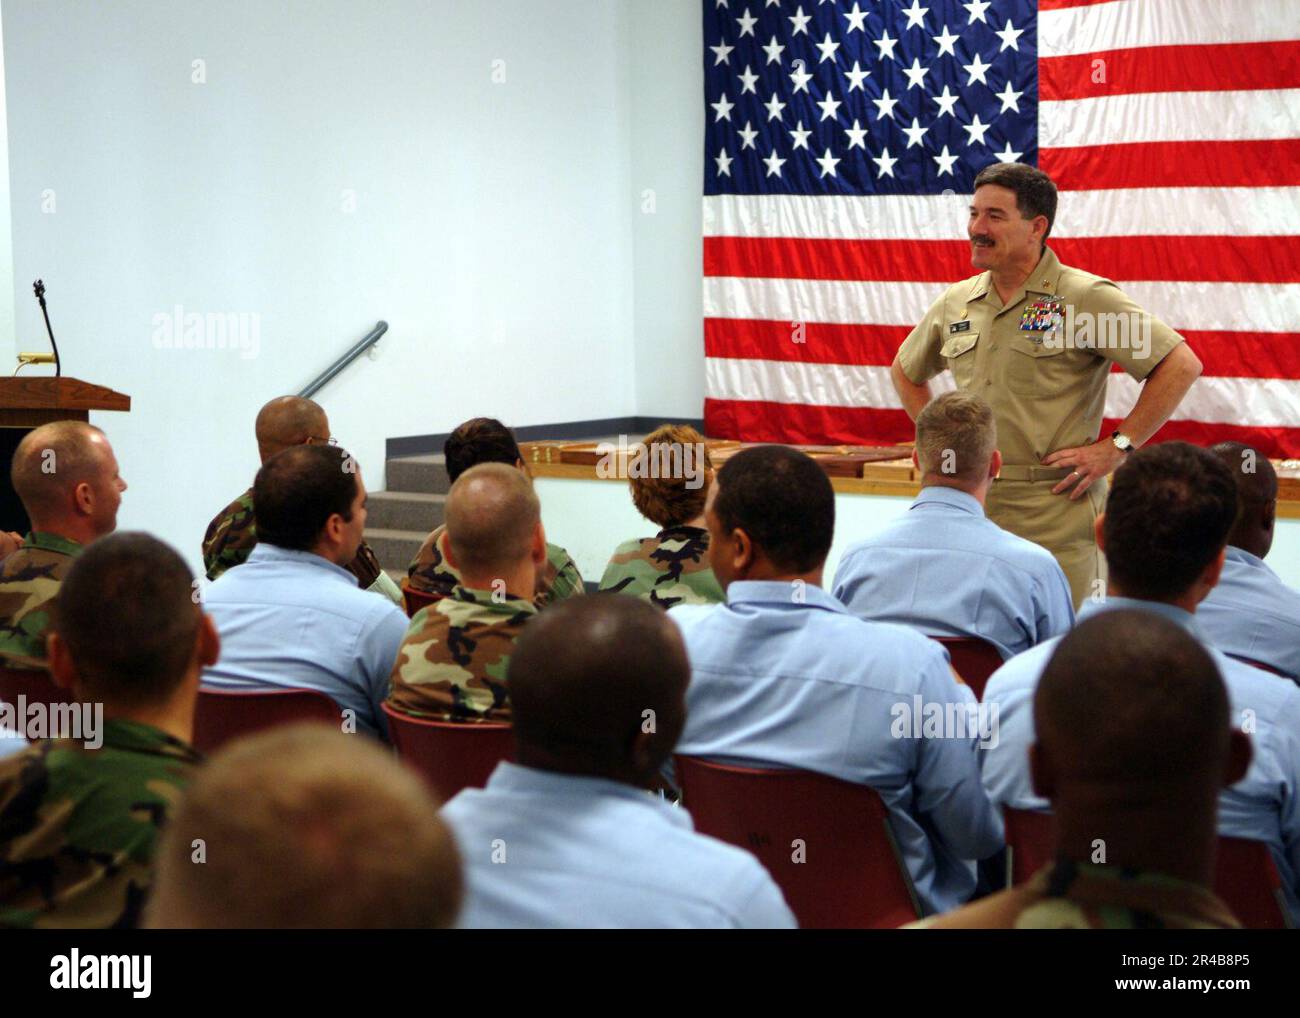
[1037,0,1120,9]
[1041,139,1300,190]
[1041,42,1300,100]
[1102,418,1300,460]
[705,318,908,366]
[704,398,916,446]
[1181,331,1300,380]
[705,235,1300,284]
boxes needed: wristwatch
[1111,430,1134,454]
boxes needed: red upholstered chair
[400,581,442,618]
[0,667,72,708]
[1215,837,1292,929]
[1227,654,1288,678]
[381,702,513,801]
[674,756,922,928]
[192,688,341,754]
[1005,808,1292,929]
[932,636,1004,701]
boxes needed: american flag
[702,0,1300,458]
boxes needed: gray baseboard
[386,416,706,459]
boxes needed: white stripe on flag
[705,276,1300,333]
[705,357,1300,427]
[1039,0,1300,58]
[1041,90,1300,149]
[703,189,1300,240]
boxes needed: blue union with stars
[704,0,1038,196]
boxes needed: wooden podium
[0,377,131,532]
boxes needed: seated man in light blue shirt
[983,442,1300,920]
[201,445,409,740]
[1196,443,1300,680]
[671,445,1004,916]
[441,594,796,929]
[833,391,1074,661]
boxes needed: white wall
[3,0,637,571]
[629,0,705,419]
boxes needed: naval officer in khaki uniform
[891,163,1203,607]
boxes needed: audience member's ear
[731,527,755,577]
[530,521,547,566]
[196,612,221,669]
[910,449,920,472]
[989,448,1003,479]
[73,480,94,518]
[1262,500,1276,535]
[1223,729,1253,788]
[1093,512,1106,553]
[1028,742,1055,801]
[1197,546,1228,598]
[46,632,77,692]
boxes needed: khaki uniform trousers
[986,465,1108,610]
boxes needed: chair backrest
[1226,654,1288,678]
[382,702,514,801]
[1006,808,1292,929]
[0,667,72,708]
[192,688,341,754]
[674,755,921,928]
[401,582,443,618]
[932,636,1004,701]
[1215,836,1292,929]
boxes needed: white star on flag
[902,117,929,148]
[874,29,898,61]
[872,88,898,120]
[962,113,992,146]
[711,93,735,121]
[932,84,959,117]
[995,80,1023,113]
[843,2,868,33]
[738,65,759,94]
[710,42,734,65]
[994,140,1022,163]
[764,92,786,121]
[963,52,992,85]
[790,63,813,92]
[995,18,1024,52]
[788,5,811,35]
[715,149,733,175]
[872,146,898,178]
[737,120,758,148]
[903,57,929,89]
[816,32,840,62]
[902,0,928,30]
[817,147,841,178]
[763,149,786,177]
[762,35,784,64]
[817,90,842,121]
[933,144,959,175]
[736,9,757,36]
[932,24,960,57]
[844,119,869,148]
[963,0,990,24]
[844,61,871,91]
[789,120,811,150]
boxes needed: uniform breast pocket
[1007,336,1078,398]
[940,332,978,388]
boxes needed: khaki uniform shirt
[897,246,1185,470]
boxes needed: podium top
[0,377,130,412]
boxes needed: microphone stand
[32,279,61,378]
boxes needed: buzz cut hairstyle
[915,391,997,483]
[10,420,108,520]
[54,531,200,707]
[629,423,714,529]
[973,162,1058,241]
[444,461,541,577]
[148,724,463,929]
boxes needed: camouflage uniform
[910,860,1240,929]
[406,525,584,609]
[202,487,401,605]
[0,532,82,671]
[0,718,201,929]
[387,585,536,721]
[598,525,725,610]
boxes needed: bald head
[509,595,690,785]
[255,396,328,462]
[444,462,541,580]
[148,724,463,929]
[1035,611,1231,791]
[1210,441,1278,559]
[11,421,124,538]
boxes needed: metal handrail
[298,320,387,398]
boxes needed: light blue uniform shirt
[441,761,796,928]
[832,486,1075,661]
[200,543,409,740]
[0,726,25,760]
[670,581,1004,915]
[1197,546,1300,681]
[981,596,1300,920]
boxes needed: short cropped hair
[149,724,463,929]
[974,162,1058,241]
[712,445,834,573]
[629,424,714,528]
[1036,610,1229,784]
[10,421,108,520]
[1102,442,1238,601]
[444,462,541,577]
[54,532,200,706]
[253,445,357,551]
[916,391,996,482]
[444,418,523,484]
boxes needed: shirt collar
[97,718,202,763]
[725,579,848,615]
[1037,860,1239,929]
[1078,596,1202,640]
[485,761,690,828]
[24,532,83,557]
[655,524,709,543]
[1225,545,1271,573]
[967,246,1063,306]
[912,486,985,518]
[450,584,538,617]
[247,542,357,583]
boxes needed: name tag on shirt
[948,321,971,334]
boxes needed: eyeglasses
[305,436,338,447]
